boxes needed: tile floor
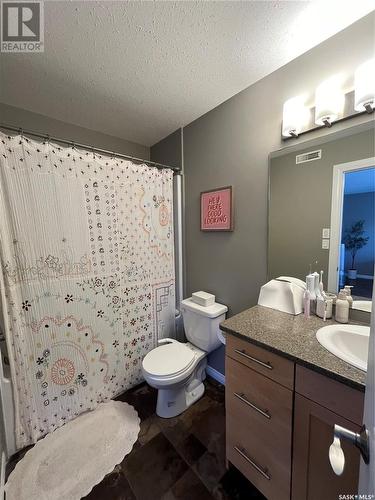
[7,378,266,499]
[86,378,265,500]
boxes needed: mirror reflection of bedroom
[340,167,375,302]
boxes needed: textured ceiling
[1,1,374,146]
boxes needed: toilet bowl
[142,339,207,417]
[142,295,227,418]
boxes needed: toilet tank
[180,297,228,352]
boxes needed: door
[292,394,363,500]
[358,279,375,495]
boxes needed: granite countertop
[220,305,367,391]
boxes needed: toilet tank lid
[181,298,228,318]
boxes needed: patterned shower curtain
[0,131,175,449]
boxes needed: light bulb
[315,76,344,126]
[355,59,375,113]
[282,96,309,137]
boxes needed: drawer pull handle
[234,446,271,481]
[234,349,273,370]
[234,392,271,419]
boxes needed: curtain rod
[0,123,182,173]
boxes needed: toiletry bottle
[313,271,323,315]
[316,295,326,319]
[313,271,323,303]
[323,295,333,320]
[317,293,333,320]
[319,270,324,294]
[304,289,311,318]
[343,286,354,308]
[306,274,316,314]
[335,291,349,324]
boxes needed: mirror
[268,123,374,314]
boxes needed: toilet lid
[143,343,195,377]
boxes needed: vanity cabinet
[292,366,364,500]
[226,335,294,500]
[225,336,365,500]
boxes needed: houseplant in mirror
[342,219,369,280]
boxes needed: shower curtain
[0,131,175,448]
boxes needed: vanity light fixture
[282,96,309,138]
[315,76,344,127]
[354,58,375,113]
[282,64,374,141]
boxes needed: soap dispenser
[335,291,349,324]
[343,286,354,308]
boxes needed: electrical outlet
[322,228,330,239]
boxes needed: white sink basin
[316,324,370,372]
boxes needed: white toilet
[142,296,228,418]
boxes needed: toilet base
[156,359,207,418]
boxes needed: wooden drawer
[227,413,292,500]
[226,334,294,389]
[226,357,293,500]
[226,356,293,440]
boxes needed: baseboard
[206,365,225,386]
[0,451,6,500]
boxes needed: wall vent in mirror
[296,150,322,164]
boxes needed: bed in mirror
[268,122,374,315]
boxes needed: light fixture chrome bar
[282,106,374,141]
[282,90,374,141]
[364,102,374,114]
[322,118,332,128]
[0,123,182,173]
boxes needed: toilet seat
[142,342,195,378]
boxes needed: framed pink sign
[200,186,233,231]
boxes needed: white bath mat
[5,401,140,500]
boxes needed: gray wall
[343,191,375,276]
[269,128,374,286]
[152,13,375,376]
[151,129,182,170]
[0,103,149,159]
